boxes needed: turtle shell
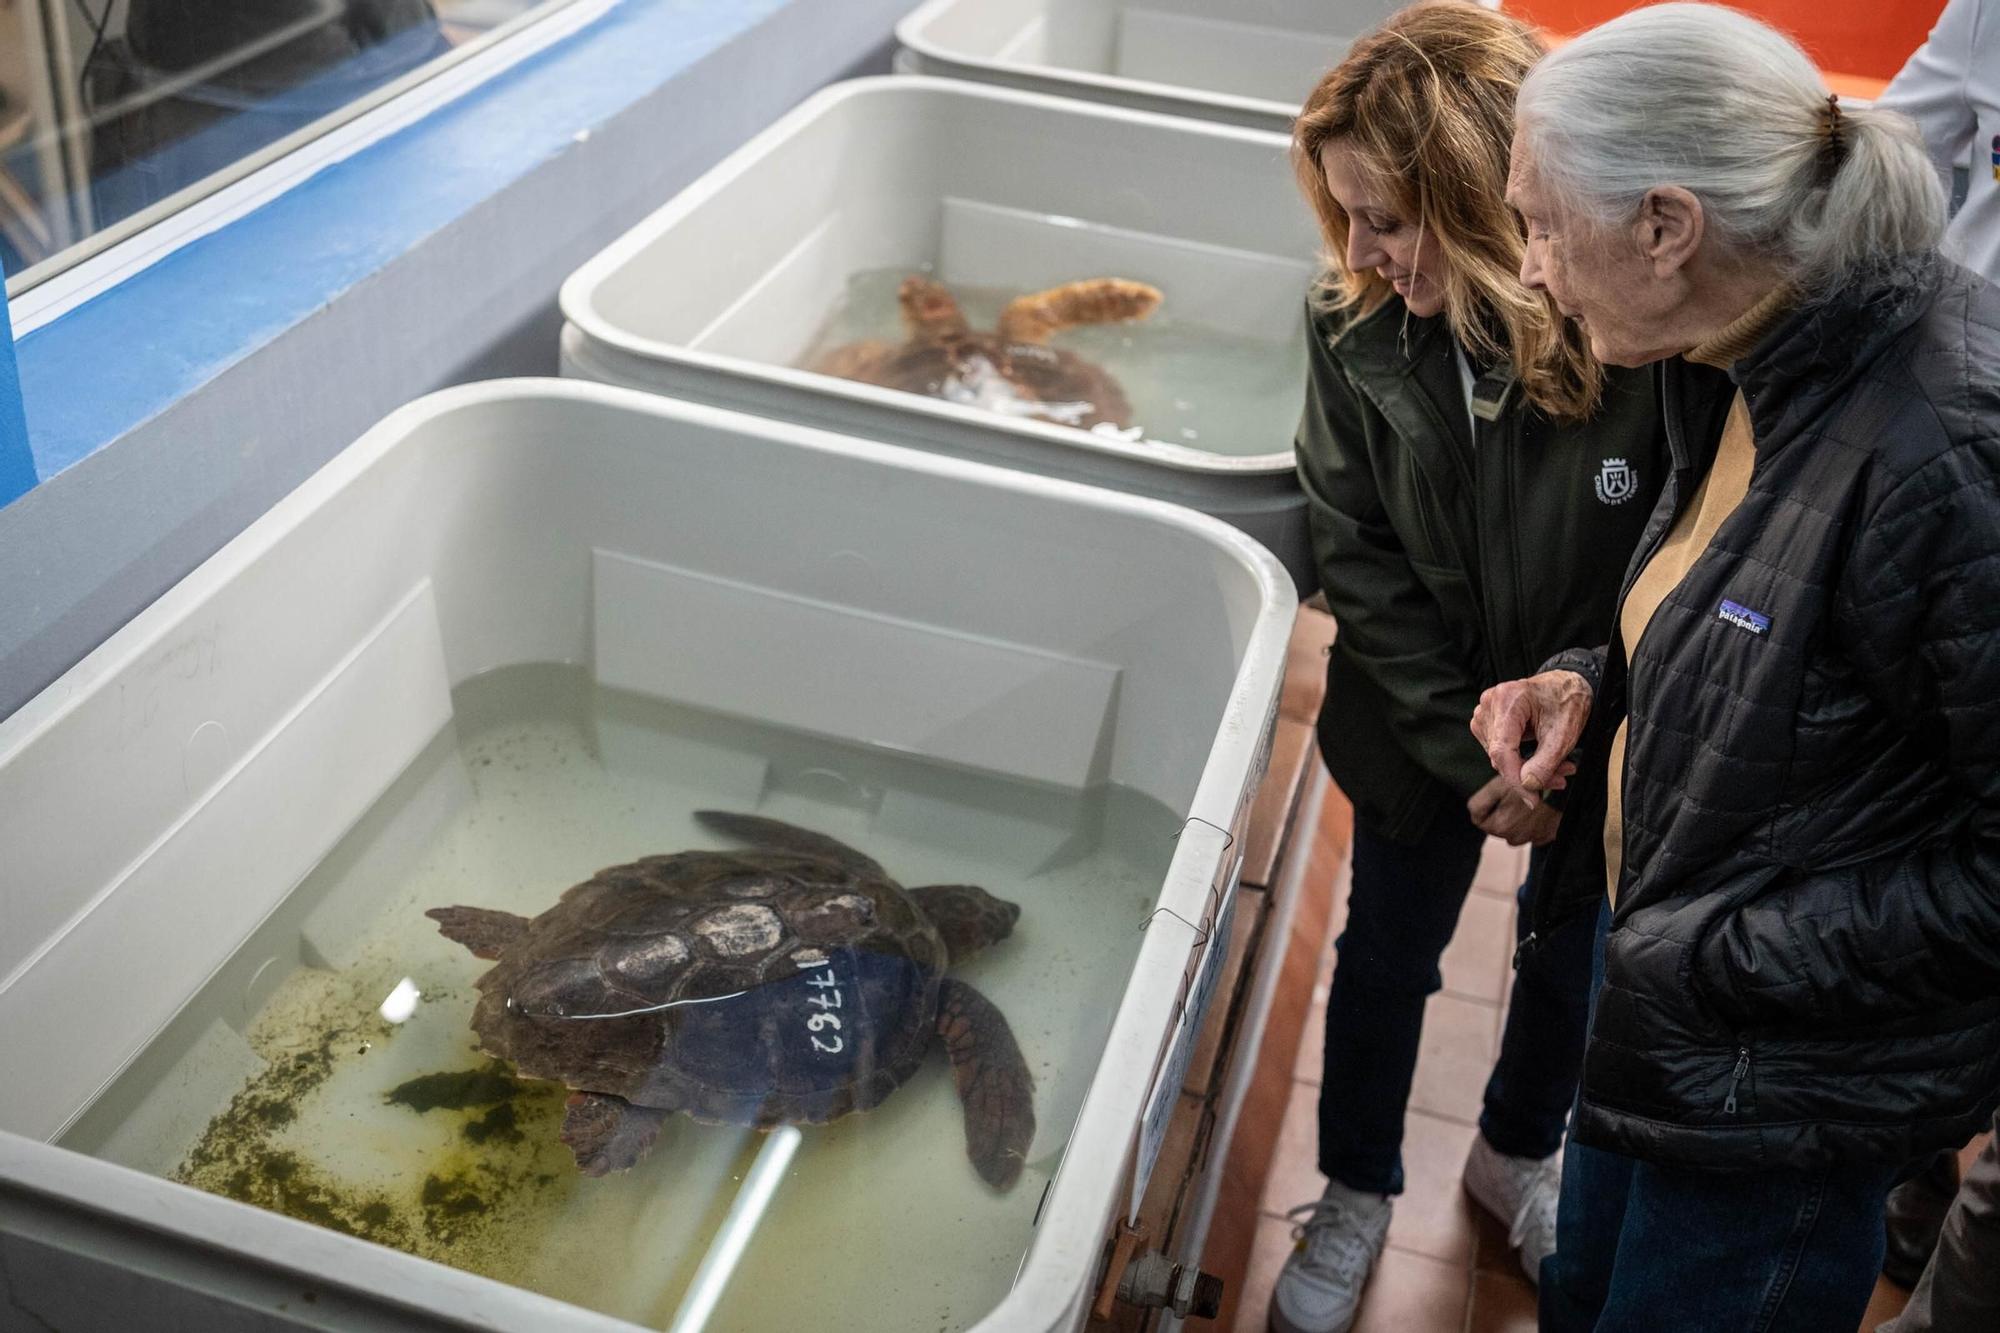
[462,849,946,1129]
[866,338,1135,430]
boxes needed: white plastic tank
[558,76,1323,594]
[894,0,1419,133]
[0,381,1293,1333]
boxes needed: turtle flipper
[427,905,532,960]
[935,977,1035,1189]
[909,885,1021,965]
[811,338,896,384]
[996,278,1161,346]
[692,811,886,879]
[898,276,971,340]
[561,1092,672,1176]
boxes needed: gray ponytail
[1516,3,1944,286]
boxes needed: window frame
[4,0,600,306]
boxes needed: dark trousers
[1315,808,1594,1194]
[1541,904,1897,1332]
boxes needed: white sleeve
[1875,0,1981,183]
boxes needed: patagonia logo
[1718,599,1771,636]
[1594,457,1637,505]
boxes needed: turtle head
[910,884,1020,966]
[898,276,970,340]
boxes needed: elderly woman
[1472,4,2000,1329]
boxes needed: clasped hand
[1466,670,1595,845]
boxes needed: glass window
[0,0,572,290]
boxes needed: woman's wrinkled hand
[1471,670,1595,806]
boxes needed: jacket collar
[1325,294,1478,478]
[1324,291,1449,379]
[1730,253,1945,455]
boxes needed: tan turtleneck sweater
[1603,286,1795,904]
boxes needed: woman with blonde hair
[1274,5,1730,1330]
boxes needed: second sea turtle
[810,275,1162,431]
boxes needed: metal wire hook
[1138,905,1210,946]
[1136,873,1225,953]
[1169,814,1235,852]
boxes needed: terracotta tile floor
[1227,795,1958,1332]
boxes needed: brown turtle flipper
[561,1092,672,1176]
[909,885,1021,965]
[899,276,971,340]
[427,905,532,960]
[810,338,896,384]
[997,279,1162,346]
[935,977,1035,1189]
[692,810,886,879]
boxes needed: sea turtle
[811,275,1162,431]
[425,811,1036,1188]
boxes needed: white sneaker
[1461,1135,1561,1285]
[1268,1179,1392,1333]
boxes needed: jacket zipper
[1417,388,1482,592]
[1525,369,1701,950]
[1596,369,1707,912]
[1723,1047,1751,1115]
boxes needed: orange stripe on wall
[1509,0,1942,83]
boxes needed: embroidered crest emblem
[1594,457,1636,505]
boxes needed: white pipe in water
[665,1125,804,1333]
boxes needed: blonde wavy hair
[1294,1,1602,421]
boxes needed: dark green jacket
[1296,295,1674,850]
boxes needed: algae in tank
[178,1015,575,1266]
[68,665,1179,1331]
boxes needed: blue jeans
[1541,904,1897,1332]
[1316,808,1594,1194]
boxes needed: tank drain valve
[1116,1249,1224,1320]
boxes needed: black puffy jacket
[1530,257,2000,1171]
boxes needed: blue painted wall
[0,286,31,510]
[16,0,890,481]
